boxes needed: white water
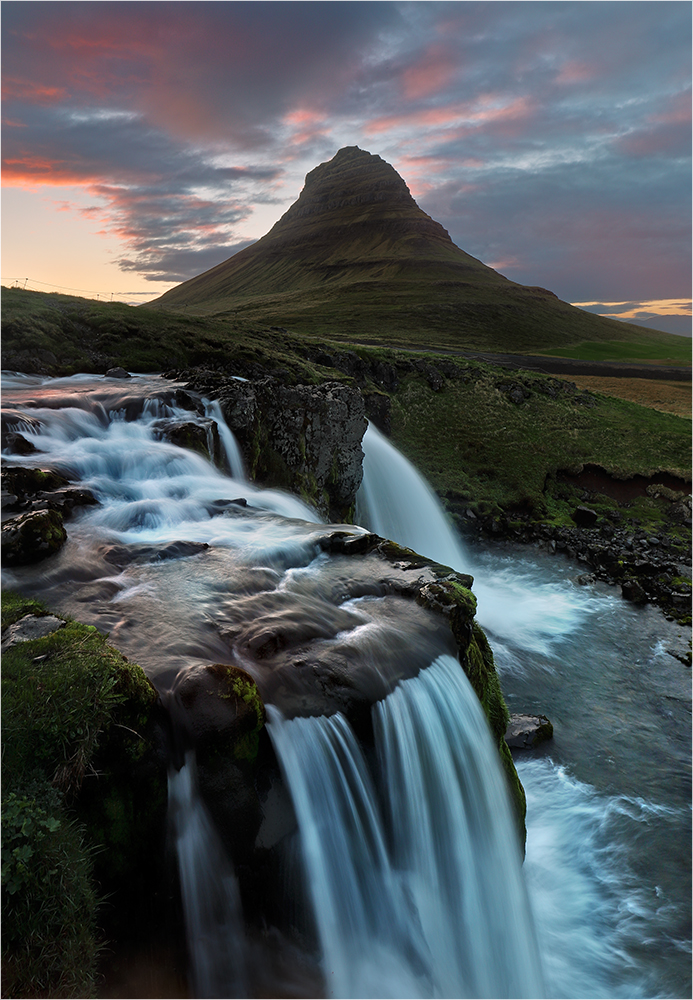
[356,420,691,1000]
[357,423,602,656]
[168,753,247,998]
[268,654,543,999]
[2,374,690,999]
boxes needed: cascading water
[2,373,690,999]
[269,654,544,999]
[168,753,247,999]
[357,420,691,1000]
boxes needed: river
[2,372,690,999]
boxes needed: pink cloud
[365,93,535,138]
[2,77,67,103]
[555,60,596,85]
[401,44,458,100]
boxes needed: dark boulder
[572,505,599,527]
[622,578,647,603]
[105,367,131,379]
[3,432,38,456]
[170,663,266,861]
[505,714,554,750]
[2,508,67,565]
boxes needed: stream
[2,372,690,999]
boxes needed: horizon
[2,1,691,336]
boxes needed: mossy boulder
[1,509,68,566]
[1,592,167,997]
[319,529,526,843]
[170,663,266,861]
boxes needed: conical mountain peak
[154,147,655,356]
[281,146,420,223]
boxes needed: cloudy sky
[2,1,691,333]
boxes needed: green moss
[1,592,162,997]
[1,592,49,630]
[461,625,525,844]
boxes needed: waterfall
[168,753,247,998]
[268,655,545,1000]
[4,373,688,999]
[356,422,602,656]
[356,423,468,570]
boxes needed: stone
[572,505,599,527]
[105,367,131,379]
[622,578,647,603]
[3,432,38,455]
[1,508,67,565]
[1,613,66,651]
[216,376,366,521]
[505,714,554,749]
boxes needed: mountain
[154,147,687,358]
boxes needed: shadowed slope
[155,147,687,358]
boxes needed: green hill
[154,146,689,361]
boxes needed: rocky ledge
[164,369,367,521]
[450,489,692,622]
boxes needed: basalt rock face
[174,371,367,521]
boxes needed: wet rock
[171,663,266,860]
[3,432,38,455]
[1,613,66,651]
[152,417,221,464]
[572,505,599,527]
[505,714,554,749]
[105,367,131,379]
[363,392,392,435]
[214,377,366,521]
[622,578,647,603]
[1,508,67,565]
[1,467,98,518]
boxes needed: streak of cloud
[2,1,690,307]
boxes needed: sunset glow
[1,1,690,331]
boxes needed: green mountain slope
[154,147,688,360]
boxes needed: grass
[3,286,689,377]
[541,338,691,364]
[1,287,334,382]
[567,376,691,418]
[1,592,159,1000]
[383,356,690,520]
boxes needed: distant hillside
[154,147,688,360]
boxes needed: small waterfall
[203,398,246,479]
[268,655,545,999]
[356,423,468,570]
[357,423,601,655]
[168,753,247,998]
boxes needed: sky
[2,1,691,335]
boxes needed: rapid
[2,372,690,999]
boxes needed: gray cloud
[2,1,690,299]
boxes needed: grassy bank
[385,359,690,515]
[2,286,690,377]
[1,594,163,1000]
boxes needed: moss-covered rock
[171,663,267,861]
[1,509,68,566]
[319,529,526,843]
[1,592,167,997]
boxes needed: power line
[1,276,158,300]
